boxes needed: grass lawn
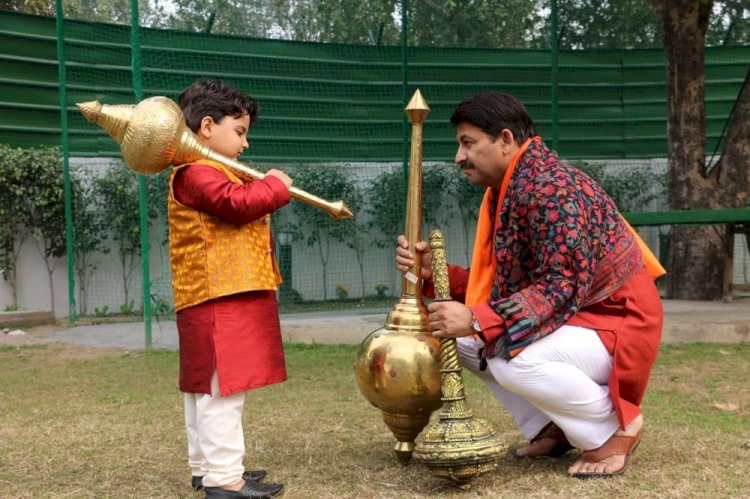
[0,341,748,498]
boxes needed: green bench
[623,207,750,300]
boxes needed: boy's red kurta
[176,291,287,397]
[170,163,291,396]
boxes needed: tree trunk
[36,239,57,315]
[713,69,750,206]
[653,0,723,300]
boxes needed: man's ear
[197,116,215,139]
[499,129,516,151]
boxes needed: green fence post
[550,0,559,151]
[401,0,410,212]
[131,0,152,349]
[56,0,76,323]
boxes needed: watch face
[472,318,482,332]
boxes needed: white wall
[2,158,749,316]
[0,238,69,317]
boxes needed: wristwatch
[471,314,486,341]
[471,315,482,333]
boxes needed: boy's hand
[265,169,293,189]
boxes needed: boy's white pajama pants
[457,324,621,450]
[184,371,246,487]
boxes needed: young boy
[169,78,291,498]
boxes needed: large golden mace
[413,230,504,488]
[76,96,352,220]
[353,89,442,464]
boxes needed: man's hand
[395,234,433,280]
[427,301,473,338]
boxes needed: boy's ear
[197,116,215,139]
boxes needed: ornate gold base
[414,414,505,486]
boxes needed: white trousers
[184,371,246,487]
[457,325,620,450]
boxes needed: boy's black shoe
[204,481,283,498]
[192,470,268,491]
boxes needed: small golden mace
[412,230,505,488]
[76,96,352,220]
[353,89,442,464]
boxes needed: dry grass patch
[0,342,747,498]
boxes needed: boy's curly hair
[178,78,259,132]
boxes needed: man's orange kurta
[169,161,291,396]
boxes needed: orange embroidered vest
[168,161,282,311]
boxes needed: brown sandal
[518,421,574,458]
[570,427,644,479]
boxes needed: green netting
[0,5,749,323]
[3,9,749,160]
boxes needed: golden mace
[76,96,353,220]
[412,230,505,488]
[353,89,442,464]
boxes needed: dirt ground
[0,324,125,359]
[1,326,57,346]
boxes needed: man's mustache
[459,160,475,170]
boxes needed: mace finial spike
[76,100,135,145]
[76,100,103,123]
[405,89,430,124]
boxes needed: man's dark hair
[179,78,259,132]
[450,92,537,143]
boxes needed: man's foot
[204,479,284,498]
[516,421,574,458]
[567,414,644,479]
[192,470,267,491]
